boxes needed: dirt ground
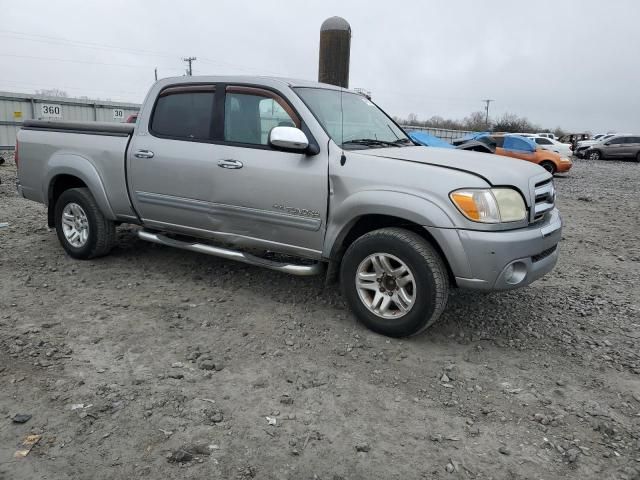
[0,152,639,480]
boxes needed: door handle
[217,159,243,169]
[134,150,155,159]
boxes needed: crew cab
[16,76,562,337]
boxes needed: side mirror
[269,126,309,152]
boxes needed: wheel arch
[44,154,116,227]
[325,213,456,286]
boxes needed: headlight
[450,188,526,223]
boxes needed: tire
[540,161,557,175]
[636,152,640,163]
[340,227,449,337]
[589,150,601,161]
[54,187,116,259]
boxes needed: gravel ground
[1,152,639,480]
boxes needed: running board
[137,230,324,277]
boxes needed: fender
[323,189,456,258]
[323,189,475,279]
[44,153,117,220]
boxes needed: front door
[206,85,328,257]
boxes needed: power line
[0,53,184,72]
[0,30,302,77]
[183,56,196,76]
[0,78,146,98]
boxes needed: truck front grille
[532,179,555,223]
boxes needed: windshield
[295,87,410,149]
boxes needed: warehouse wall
[0,91,140,149]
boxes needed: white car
[531,136,572,157]
[537,132,557,140]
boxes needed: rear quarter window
[151,89,215,141]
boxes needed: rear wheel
[636,152,640,163]
[540,161,556,174]
[340,227,449,337]
[589,150,601,160]
[54,188,116,259]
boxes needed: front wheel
[54,187,116,259]
[540,161,557,175]
[340,228,449,337]
[589,150,601,160]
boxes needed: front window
[295,88,410,149]
[224,86,300,146]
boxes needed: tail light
[14,140,19,169]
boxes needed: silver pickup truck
[16,76,562,337]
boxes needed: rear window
[151,88,215,140]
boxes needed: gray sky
[2,0,639,132]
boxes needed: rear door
[127,84,221,232]
[622,136,640,158]
[602,136,626,158]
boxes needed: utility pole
[482,99,494,129]
[154,67,158,81]
[183,56,197,76]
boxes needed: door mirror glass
[268,126,309,152]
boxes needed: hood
[364,145,550,188]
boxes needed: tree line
[394,111,567,138]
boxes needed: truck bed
[17,120,137,221]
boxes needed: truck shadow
[108,226,560,345]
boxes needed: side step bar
[137,230,324,277]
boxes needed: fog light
[504,261,527,285]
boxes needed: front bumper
[430,209,562,291]
[557,158,573,173]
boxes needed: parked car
[537,132,556,140]
[584,134,640,161]
[407,131,454,149]
[409,131,496,153]
[480,134,572,174]
[531,136,572,158]
[16,75,562,337]
[558,133,590,144]
[574,133,617,158]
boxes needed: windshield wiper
[342,138,401,149]
[392,138,413,145]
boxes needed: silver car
[586,135,640,161]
